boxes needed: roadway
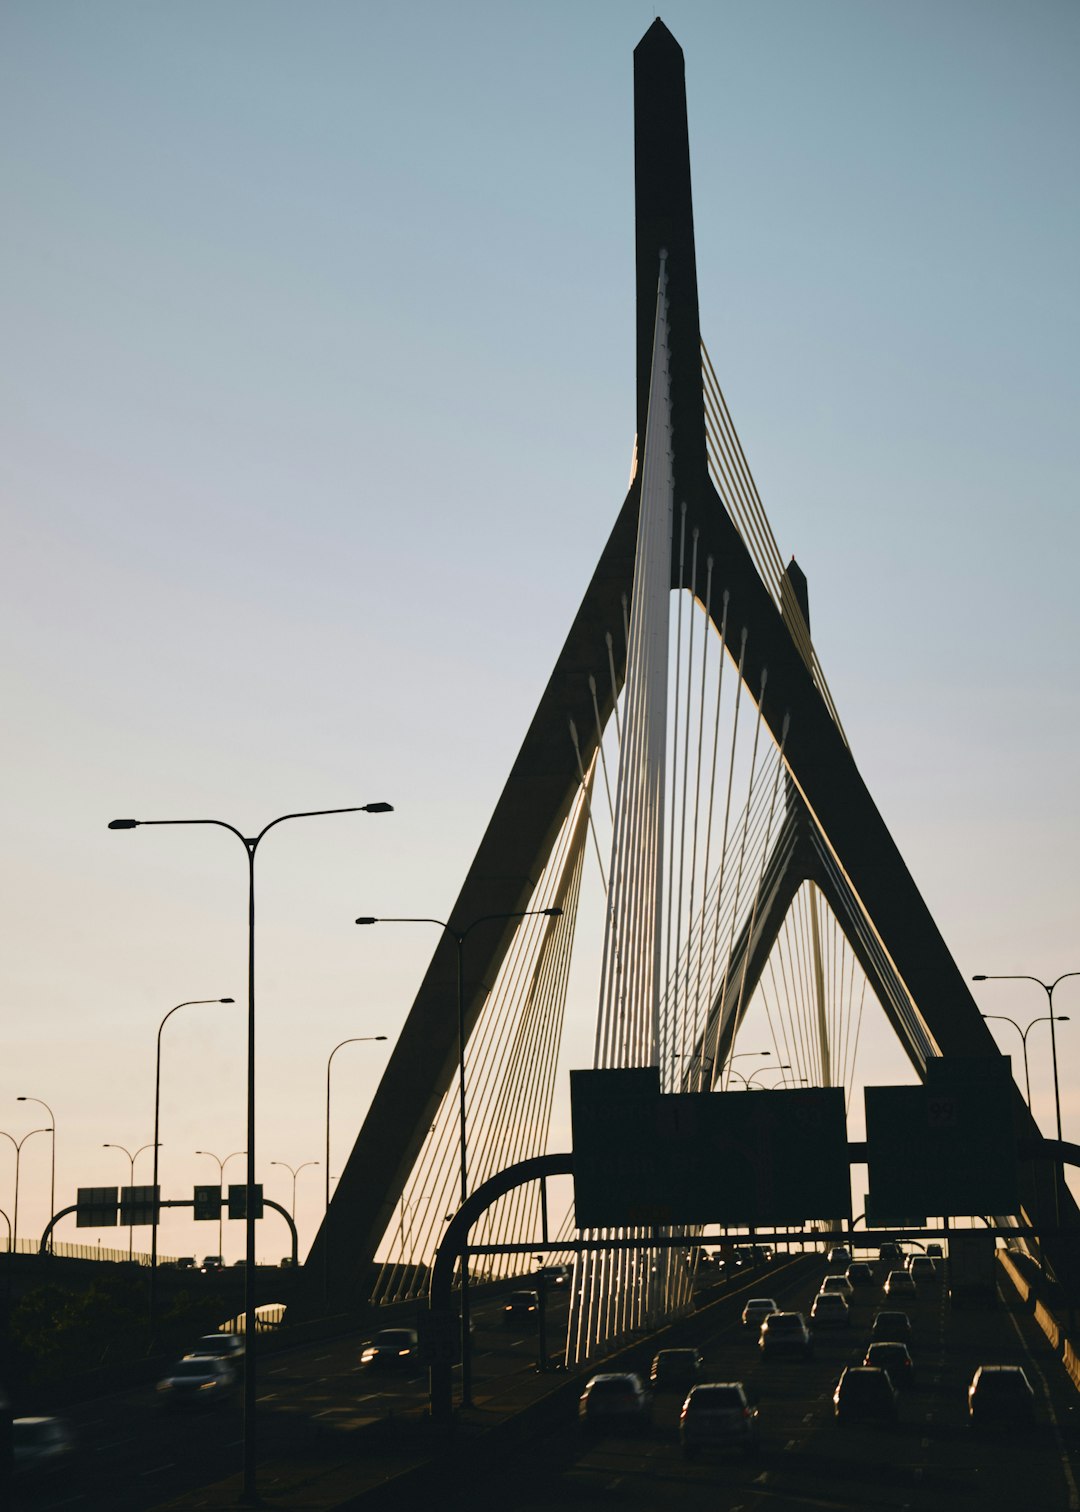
[13,1256,1080,1510]
[477,1255,1080,1511]
[11,1282,572,1510]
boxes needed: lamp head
[220,997,235,1004]
[355,917,378,926]
[972,974,987,981]
[543,907,563,918]
[362,802,394,814]
[108,819,140,830]
[375,1035,388,1041]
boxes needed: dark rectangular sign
[571,1068,850,1227]
[194,1185,222,1221]
[76,1186,118,1228]
[120,1184,159,1227]
[228,1183,264,1220]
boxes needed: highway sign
[194,1184,223,1221]
[227,1183,264,1220]
[76,1186,118,1228]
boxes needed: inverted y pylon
[300,20,1065,1316]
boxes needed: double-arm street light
[196,1149,246,1260]
[110,800,392,1505]
[16,1097,55,1249]
[103,1142,159,1261]
[356,905,563,1407]
[0,1127,52,1251]
[746,1064,794,1088]
[974,971,1078,1228]
[270,1159,319,1225]
[978,1011,1069,1113]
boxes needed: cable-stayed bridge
[298,19,1078,1364]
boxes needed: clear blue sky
[2,1,1077,1258]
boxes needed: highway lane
[479,1256,1080,1512]
[13,1284,571,1510]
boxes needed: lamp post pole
[16,1097,55,1251]
[149,999,234,1331]
[356,905,562,1408]
[978,1012,1068,1113]
[974,972,1078,1229]
[103,1142,159,1261]
[0,1128,52,1252]
[196,1149,246,1260]
[324,1036,387,1305]
[110,800,391,1505]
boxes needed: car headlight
[398,1349,412,1357]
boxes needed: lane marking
[140,1463,176,1476]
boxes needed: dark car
[864,1341,915,1390]
[833,1366,898,1424]
[12,1417,76,1483]
[359,1327,420,1369]
[680,1382,759,1458]
[967,1365,1035,1427]
[502,1289,540,1325]
[759,1311,813,1359]
[846,1261,875,1287]
[579,1373,652,1434]
[157,1357,236,1406]
[869,1309,914,1347]
[650,1348,704,1390]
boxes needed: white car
[680,1382,759,1458]
[810,1291,851,1327]
[579,1372,652,1433]
[741,1296,779,1330]
[820,1274,854,1297]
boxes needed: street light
[110,800,391,1506]
[270,1160,319,1228]
[16,1097,55,1250]
[746,1064,793,1088]
[325,1036,387,1303]
[356,904,563,1407]
[151,999,234,1330]
[103,1142,159,1261]
[0,1127,52,1251]
[196,1149,246,1260]
[978,1012,1069,1113]
[973,971,1078,1228]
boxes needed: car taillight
[742,1407,751,1419]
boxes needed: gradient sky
[2,1,1078,1261]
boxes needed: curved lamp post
[110,800,391,1505]
[150,999,234,1323]
[195,1149,246,1260]
[324,1036,387,1302]
[0,1127,52,1251]
[978,1011,1069,1113]
[16,1097,55,1250]
[103,1141,159,1260]
[356,905,562,1407]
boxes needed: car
[359,1327,420,1369]
[650,1348,705,1390]
[877,1241,904,1262]
[12,1417,76,1483]
[680,1382,759,1458]
[826,1245,851,1266]
[869,1309,914,1347]
[741,1296,779,1330]
[759,1311,813,1359]
[811,1292,851,1328]
[907,1255,938,1282]
[502,1289,540,1324]
[883,1269,917,1298]
[173,1256,196,1271]
[538,1264,570,1286]
[926,1243,944,1259]
[967,1365,1035,1427]
[846,1261,875,1287]
[185,1332,244,1362]
[863,1340,915,1389]
[833,1366,898,1423]
[579,1372,652,1433]
[157,1356,236,1406]
[199,1254,224,1274]
[821,1274,854,1297]
[279,1255,295,1267]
